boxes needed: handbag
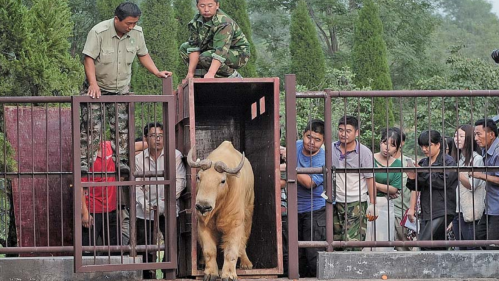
[458,179,486,222]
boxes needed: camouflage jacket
[185,9,250,63]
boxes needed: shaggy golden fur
[194,141,255,281]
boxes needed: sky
[490,0,499,17]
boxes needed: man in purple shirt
[471,118,499,249]
[332,116,377,249]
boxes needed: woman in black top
[406,130,458,250]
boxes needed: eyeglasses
[147,134,163,139]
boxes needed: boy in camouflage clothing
[179,0,250,79]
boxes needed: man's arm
[367,177,376,204]
[470,172,499,185]
[81,187,92,228]
[83,56,101,99]
[297,174,317,189]
[204,59,222,79]
[137,54,172,78]
[186,51,200,79]
[134,141,148,156]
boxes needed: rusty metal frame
[71,78,178,274]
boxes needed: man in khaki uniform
[80,2,172,172]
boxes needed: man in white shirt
[135,122,186,278]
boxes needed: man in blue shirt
[294,119,326,277]
[471,118,499,249]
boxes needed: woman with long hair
[364,128,402,251]
[406,130,458,250]
[451,124,485,250]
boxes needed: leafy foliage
[131,0,179,136]
[289,0,326,90]
[68,0,99,60]
[352,0,394,139]
[220,0,258,77]
[96,0,123,21]
[0,0,83,96]
[378,0,438,89]
[174,0,195,80]
[132,0,179,93]
[417,48,499,137]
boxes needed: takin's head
[187,145,245,218]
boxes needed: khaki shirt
[83,19,148,94]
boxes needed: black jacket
[406,154,457,221]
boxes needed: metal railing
[0,78,179,279]
[284,74,499,279]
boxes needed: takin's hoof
[203,274,218,281]
[222,277,238,281]
[239,261,253,270]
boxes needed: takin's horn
[214,152,245,174]
[186,146,212,170]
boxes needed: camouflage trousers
[179,42,250,77]
[80,88,129,168]
[333,201,367,251]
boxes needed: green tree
[289,0,326,90]
[0,0,29,96]
[68,0,99,59]
[131,0,178,133]
[174,0,194,80]
[132,0,178,93]
[427,0,499,70]
[25,0,83,96]
[249,5,291,80]
[1,0,82,96]
[220,0,258,77]
[352,0,393,137]
[96,0,122,21]
[378,0,438,89]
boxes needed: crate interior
[192,81,278,270]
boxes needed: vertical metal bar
[129,100,138,258]
[30,104,36,247]
[441,96,448,243]
[105,102,112,258]
[414,97,420,234]
[127,100,136,261]
[60,104,64,246]
[72,97,83,272]
[45,104,50,246]
[284,74,298,279]
[165,78,177,279]
[369,97,375,243]
[324,92,333,252]
[2,104,6,246]
[16,104,21,247]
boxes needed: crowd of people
[281,116,499,277]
